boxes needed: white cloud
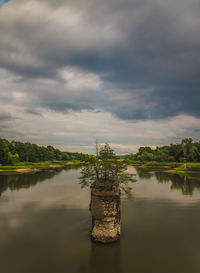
[1,96,200,153]
[59,66,101,92]
[0,0,199,150]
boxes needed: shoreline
[1,161,200,175]
[130,162,200,174]
[0,160,82,174]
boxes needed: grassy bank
[1,160,200,174]
[128,161,200,173]
[174,163,200,172]
[0,160,82,174]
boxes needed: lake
[0,166,200,273]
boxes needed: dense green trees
[1,137,200,166]
[0,138,88,165]
[126,138,200,163]
[0,139,20,165]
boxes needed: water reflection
[0,169,62,197]
[155,172,200,196]
[0,166,200,273]
[89,242,121,273]
[135,167,200,196]
[134,167,154,179]
[0,165,80,197]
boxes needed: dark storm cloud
[0,114,12,121]
[102,86,200,120]
[25,109,43,116]
[0,0,199,121]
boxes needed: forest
[125,138,200,163]
[1,138,200,166]
[0,138,88,165]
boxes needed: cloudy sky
[0,0,200,153]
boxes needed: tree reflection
[0,170,61,197]
[134,167,154,179]
[155,172,200,196]
[135,167,200,196]
[0,165,78,197]
[89,242,121,273]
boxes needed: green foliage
[0,138,89,165]
[181,138,193,162]
[0,160,82,173]
[79,143,136,190]
[126,138,200,163]
[175,163,200,172]
[8,152,19,165]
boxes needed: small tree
[8,152,19,165]
[79,143,136,195]
[181,138,193,167]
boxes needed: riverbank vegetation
[1,138,200,174]
[129,161,200,173]
[0,138,88,166]
[0,160,82,174]
[125,138,200,163]
[123,138,200,172]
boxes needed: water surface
[0,166,200,273]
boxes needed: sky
[0,0,200,154]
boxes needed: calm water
[1,166,200,273]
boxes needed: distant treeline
[0,138,88,165]
[125,138,200,162]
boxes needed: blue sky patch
[0,0,11,8]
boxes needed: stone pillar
[90,186,121,243]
